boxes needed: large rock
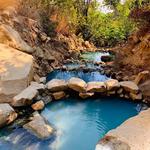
[0,24,34,53]
[96,109,150,150]
[47,79,68,92]
[120,81,139,94]
[68,77,87,92]
[0,103,17,127]
[23,112,54,139]
[105,79,120,91]
[0,44,33,103]
[86,82,106,93]
[12,86,38,107]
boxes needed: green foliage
[21,0,137,47]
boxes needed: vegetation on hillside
[19,0,150,47]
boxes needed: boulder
[105,79,120,91]
[96,109,150,150]
[31,100,45,111]
[0,24,34,53]
[12,86,38,107]
[68,77,87,92]
[120,81,139,94]
[52,91,66,100]
[0,44,33,103]
[79,92,94,99]
[86,82,106,93]
[47,79,68,92]
[0,103,17,127]
[23,112,54,139]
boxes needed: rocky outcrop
[23,112,54,139]
[47,79,68,92]
[0,44,33,103]
[0,103,17,127]
[86,82,106,93]
[68,77,87,92]
[96,109,150,150]
[0,24,34,53]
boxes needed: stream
[0,52,142,150]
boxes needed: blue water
[47,71,108,82]
[41,98,140,150]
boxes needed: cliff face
[113,6,150,103]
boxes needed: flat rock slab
[120,81,139,94]
[96,109,150,150]
[86,81,106,93]
[0,44,33,103]
[0,103,17,127]
[23,113,54,139]
[68,77,87,92]
[47,79,68,92]
[105,79,120,91]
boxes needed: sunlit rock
[47,79,68,92]
[105,79,120,91]
[68,77,87,92]
[0,44,33,103]
[0,103,17,127]
[86,81,106,93]
[23,112,54,139]
[120,81,139,94]
[96,109,150,150]
[31,100,45,111]
[0,24,34,53]
[12,86,38,107]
